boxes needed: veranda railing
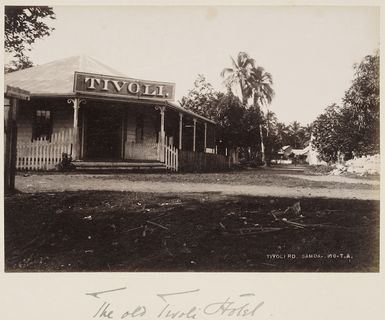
[126,136,178,171]
[159,136,178,171]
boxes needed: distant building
[305,141,327,166]
[277,145,292,157]
[275,141,326,165]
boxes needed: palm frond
[220,67,234,78]
[238,52,255,68]
[230,56,239,70]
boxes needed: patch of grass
[85,171,375,190]
[306,165,334,175]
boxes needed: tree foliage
[341,53,380,155]
[285,121,311,149]
[312,104,343,163]
[179,75,222,120]
[180,75,262,150]
[267,119,311,156]
[249,66,274,107]
[220,52,256,104]
[221,52,275,164]
[4,6,55,72]
[221,52,275,108]
[312,52,380,162]
[215,90,249,149]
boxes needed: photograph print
[3,5,380,272]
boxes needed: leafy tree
[263,110,279,161]
[288,121,301,148]
[312,52,379,162]
[311,104,342,163]
[275,122,290,147]
[179,74,222,120]
[4,6,55,73]
[262,117,311,163]
[242,105,263,148]
[303,124,313,146]
[180,75,247,150]
[341,53,380,155]
[4,54,34,73]
[215,89,248,149]
[285,121,310,149]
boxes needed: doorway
[84,105,123,160]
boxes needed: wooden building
[5,55,229,171]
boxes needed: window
[33,109,52,140]
[135,114,144,143]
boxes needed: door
[84,105,122,160]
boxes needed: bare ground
[15,167,379,200]
[5,167,380,272]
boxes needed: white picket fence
[16,130,179,172]
[159,136,178,171]
[16,128,74,171]
[125,136,178,171]
[163,143,178,171]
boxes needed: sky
[13,5,380,125]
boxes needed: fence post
[37,139,41,170]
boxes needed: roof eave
[27,94,216,125]
[166,101,216,125]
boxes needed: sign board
[74,72,175,101]
[5,85,30,100]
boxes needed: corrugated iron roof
[4,55,125,95]
[166,101,215,124]
[292,148,308,155]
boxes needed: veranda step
[76,166,167,170]
[73,161,168,172]
[74,161,164,167]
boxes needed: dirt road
[282,173,380,185]
[15,172,380,200]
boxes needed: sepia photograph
[3,5,380,273]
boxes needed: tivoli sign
[73,72,175,101]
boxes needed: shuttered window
[33,109,52,140]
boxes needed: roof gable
[4,55,126,96]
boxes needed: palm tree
[289,121,302,148]
[221,52,274,164]
[248,67,274,107]
[266,110,278,134]
[249,66,275,164]
[276,122,290,146]
[220,52,256,104]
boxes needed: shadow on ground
[4,190,379,272]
